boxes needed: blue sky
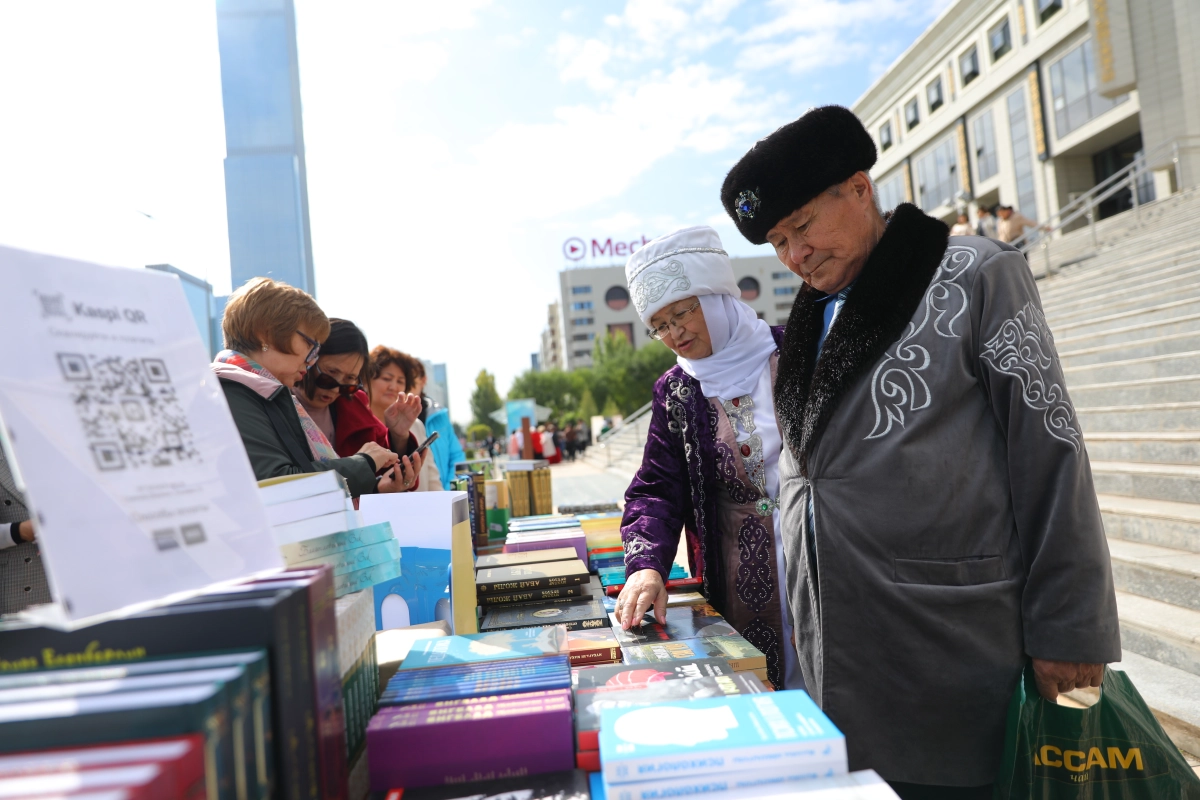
[0,0,952,421]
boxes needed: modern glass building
[147,264,222,357]
[215,0,316,296]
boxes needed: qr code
[59,353,200,471]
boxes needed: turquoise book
[295,538,400,577]
[280,522,395,565]
[398,624,569,670]
[334,558,402,598]
[598,690,846,786]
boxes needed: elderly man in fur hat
[720,106,1120,798]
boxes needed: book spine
[602,740,845,786]
[607,760,848,800]
[481,617,600,633]
[304,569,349,800]
[567,645,622,667]
[476,572,588,594]
[247,657,274,800]
[478,585,584,605]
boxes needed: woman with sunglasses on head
[213,278,423,497]
[615,226,800,692]
[368,346,444,491]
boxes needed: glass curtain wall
[1006,87,1039,220]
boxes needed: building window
[926,78,944,113]
[605,286,630,310]
[775,302,793,311]
[1049,39,1125,139]
[876,171,906,212]
[572,333,595,342]
[607,323,634,344]
[771,271,793,280]
[972,108,999,181]
[989,18,1011,62]
[960,46,980,85]
[1007,86,1039,220]
[738,277,760,300]
[773,286,796,296]
[571,317,593,326]
[1037,0,1062,24]
[880,121,893,151]
[570,285,592,294]
[573,350,590,359]
[905,98,920,130]
[915,135,960,212]
[571,301,593,311]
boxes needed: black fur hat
[720,105,877,245]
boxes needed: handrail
[597,400,653,445]
[1010,136,1200,272]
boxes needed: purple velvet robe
[622,326,786,617]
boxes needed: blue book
[381,655,571,705]
[590,772,607,800]
[399,624,569,670]
[598,690,846,786]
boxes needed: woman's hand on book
[615,568,667,630]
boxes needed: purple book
[366,688,574,789]
[503,531,587,562]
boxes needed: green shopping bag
[994,664,1200,799]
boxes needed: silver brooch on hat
[734,189,760,220]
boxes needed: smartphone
[414,430,439,457]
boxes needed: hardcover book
[611,606,738,646]
[0,682,238,798]
[475,547,578,570]
[371,768,589,800]
[502,531,587,562]
[477,584,584,606]
[367,689,574,789]
[598,690,846,786]
[0,762,179,798]
[620,635,767,672]
[272,509,358,546]
[398,625,569,670]
[572,659,738,693]
[282,522,396,566]
[479,599,609,633]
[475,560,589,594]
[266,489,351,527]
[0,736,206,800]
[565,628,622,668]
[604,760,850,800]
[381,655,571,706]
[574,673,766,751]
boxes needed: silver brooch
[734,189,761,221]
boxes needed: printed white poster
[0,246,282,624]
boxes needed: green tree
[467,423,493,442]
[577,386,599,421]
[601,395,621,417]
[469,369,504,437]
[507,368,587,421]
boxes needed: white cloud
[552,34,616,91]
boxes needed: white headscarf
[677,294,777,401]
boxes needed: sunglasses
[312,363,363,398]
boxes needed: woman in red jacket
[292,318,425,490]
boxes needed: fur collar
[774,203,949,476]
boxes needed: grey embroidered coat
[774,204,1120,786]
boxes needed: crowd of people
[949,204,1040,242]
[215,277,464,497]
[505,422,589,463]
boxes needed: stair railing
[1011,136,1200,276]
[594,400,654,468]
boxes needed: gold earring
[262,344,269,352]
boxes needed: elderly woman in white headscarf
[615,225,800,689]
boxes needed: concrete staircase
[1041,187,1200,754]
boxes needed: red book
[575,750,600,772]
[0,762,175,799]
[565,629,622,667]
[0,736,205,800]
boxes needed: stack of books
[475,558,590,607]
[612,604,769,683]
[570,657,767,773]
[591,771,900,800]
[505,516,587,562]
[474,550,611,636]
[366,626,574,789]
[0,567,347,800]
[336,588,378,768]
[0,738,208,798]
[599,562,687,589]
[577,511,623,552]
[261,473,401,599]
[504,460,552,517]
[599,690,847,800]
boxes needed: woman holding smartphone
[291,318,426,491]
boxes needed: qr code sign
[59,353,200,471]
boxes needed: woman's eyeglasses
[297,331,321,365]
[312,364,363,398]
[647,300,701,341]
